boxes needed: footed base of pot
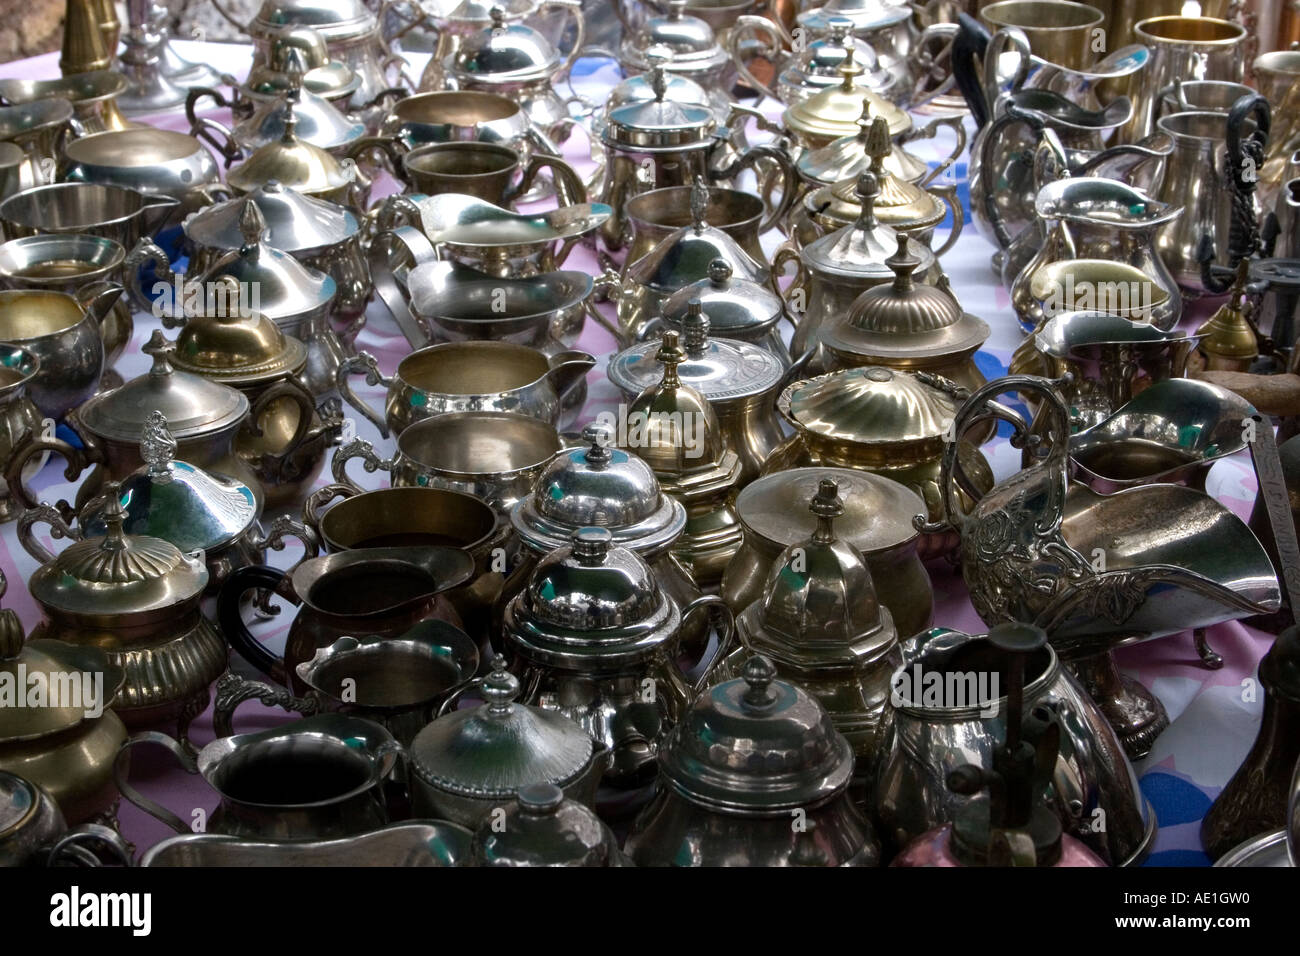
[1070,651,1169,761]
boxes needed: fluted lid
[408,655,596,799]
[512,423,686,557]
[185,182,359,253]
[504,528,681,669]
[779,366,959,456]
[235,65,364,152]
[823,114,946,231]
[80,411,258,553]
[660,655,854,812]
[735,466,921,555]
[783,47,910,142]
[227,103,354,196]
[0,608,124,743]
[802,172,934,280]
[470,783,624,866]
[452,7,564,82]
[609,301,785,404]
[78,331,249,443]
[29,482,208,616]
[662,259,784,339]
[823,234,989,362]
[743,479,896,668]
[190,201,337,324]
[782,19,889,95]
[797,100,929,187]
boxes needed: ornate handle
[543,0,586,77]
[347,135,408,181]
[246,514,320,580]
[771,240,807,308]
[216,564,298,684]
[302,482,358,538]
[330,436,395,491]
[211,670,321,740]
[123,237,176,317]
[367,225,439,349]
[928,182,965,258]
[918,373,1072,539]
[950,13,992,127]
[713,143,798,237]
[979,102,1048,250]
[3,431,91,519]
[44,824,133,867]
[16,502,82,564]
[727,14,786,103]
[910,23,959,112]
[981,25,1033,122]
[335,352,394,439]
[185,87,241,168]
[114,732,199,835]
[904,115,968,188]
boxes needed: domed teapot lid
[469,782,627,866]
[185,182,359,253]
[504,527,680,669]
[608,300,785,404]
[626,180,769,291]
[778,366,960,457]
[603,63,716,149]
[168,276,308,387]
[227,102,354,196]
[797,100,928,187]
[251,0,377,42]
[603,57,714,116]
[245,27,362,101]
[798,0,912,31]
[660,654,855,812]
[802,172,934,280]
[823,233,989,363]
[78,331,250,443]
[511,423,686,557]
[624,0,728,75]
[28,482,208,616]
[662,259,784,339]
[0,577,125,744]
[78,411,258,554]
[408,655,597,799]
[617,331,734,476]
[452,7,565,82]
[783,49,910,142]
[742,478,897,669]
[235,60,364,153]
[188,202,337,323]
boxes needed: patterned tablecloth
[0,42,1274,865]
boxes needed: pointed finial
[481,654,519,717]
[837,43,862,91]
[143,330,175,378]
[239,200,269,249]
[865,115,891,172]
[682,298,710,354]
[853,171,880,230]
[98,480,129,550]
[809,477,843,544]
[690,176,709,234]
[886,232,919,294]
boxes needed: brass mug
[979,0,1105,71]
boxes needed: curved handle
[302,481,358,538]
[727,14,785,103]
[113,732,199,835]
[368,225,439,348]
[716,144,798,236]
[436,674,484,718]
[1223,93,1271,268]
[979,104,1047,250]
[216,564,298,684]
[910,23,959,111]
[982,26,1033,119]
[680,594,738,695]
[16,502,82,564]
[248,515,321,578]
[905,115,968,188]
[123,237,176,317]
[928,182,965,258]
[245,377,318,479]
[543,0,586,78]
[516,152,588,208]
[3,431,89,519]
[44,823,133,868]
[211,669,320,740]
[918,374,1071,538]
[185,88,241,168]
[347,135,408,181]
[335,352,394,439]
[951,13,992,126]
[771,240,807,308]
[330,436,394,491]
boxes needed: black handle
[216,564,295,683]
[953,13,992,129]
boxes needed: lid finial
[682,299,710,354]
[482,654,520,717]
[707,257,732,286]
[809,478,843,544]
[853,171,880,231]
[98,481,129,552]
[571,526,612,565]
[581,422,614,468]
[655,330,685,389]
[689,176,709,235]
[741,655,778,709]
[886,232,919,294]
[0,607,23,661]
[517,782,564,815]
[142,330,175,378]
[141,410,177,480]
[238,200,269,249]
[865,115,891,171]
